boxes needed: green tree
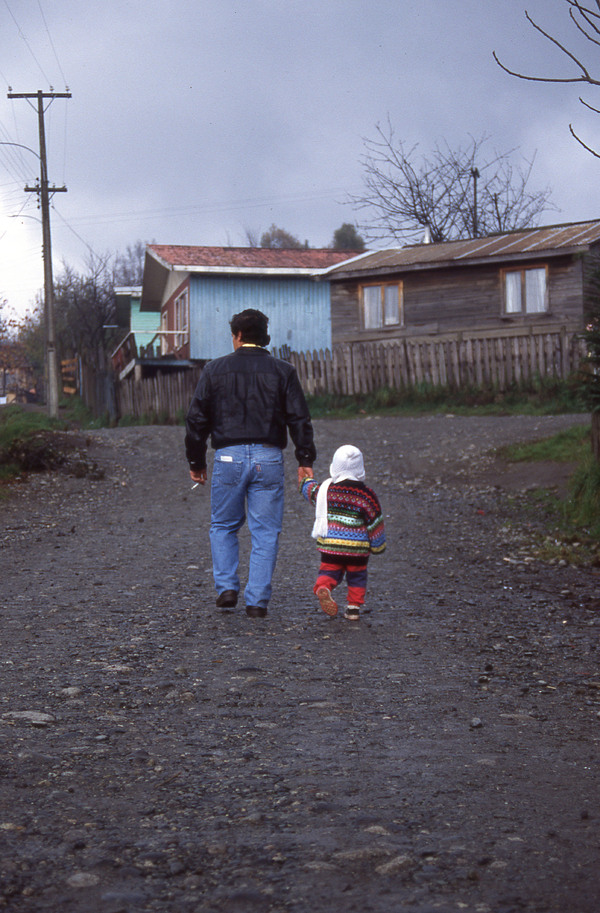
[260,224,307,249]
[583,268,600,460]
[332,223,365,251]
[17,306,45,379]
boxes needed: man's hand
[298,466,314,485]
[190,469,207,485]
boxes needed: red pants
[314,556,368,606]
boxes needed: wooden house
[111,287,165,380]
[114,286,161,355]
[139,245,356,360]
[324,220,600,345]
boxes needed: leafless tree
[54,254,118,372]
[113,240,146,286]
[349,120,553,244]
[243,226,261,247]
[494,1,600,157]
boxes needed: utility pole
[8,89,71,418]
[471,167,480,239]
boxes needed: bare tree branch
[569,122,600,156]
[348,122,553,244]
[569,4,600,47]
[495,2,600,155]
[494,5,600,83]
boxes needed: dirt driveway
[1,413,599,913]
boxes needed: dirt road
[1,413,599,913]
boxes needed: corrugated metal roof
[147,244,356,272]
[326,219,600,278]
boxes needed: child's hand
[298,466,314,485]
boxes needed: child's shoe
[344,605,360,620]
[317,587,338,617]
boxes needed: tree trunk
[592,410,600,463]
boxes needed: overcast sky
[1,0,600,319]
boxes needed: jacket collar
[234,346,270,357]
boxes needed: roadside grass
[495,424,591,463]
[306,378,587,419]
[498,421,600,548]
[0,399,98,491]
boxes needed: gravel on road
[1,413,599,913]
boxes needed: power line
[3,0,53,87]
[0,196,34,242]
[0,64,11,90]
[0,125,35,184]
[52,205,99,258]
[52,186,356,230]
[37,0,68,90]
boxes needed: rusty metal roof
[141,245,361,311]
[326,220,600,279]
[147,244,356,273]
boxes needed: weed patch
[0,404,103,483]
[306,380,588,420]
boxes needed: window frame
[360,280,403,329]
[501,265,549,316]
[174,289,189,349]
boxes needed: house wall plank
[330,254,590,346]
[188,275,333,360]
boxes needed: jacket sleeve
[366,491,386,555]
[284,368,317,467]
[185,372,212,471]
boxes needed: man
[185,309,315,618]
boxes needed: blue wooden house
[138,245,356,360]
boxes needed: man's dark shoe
[246,605,267,618]
[216,590,238,608]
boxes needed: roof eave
[166,264,330,277]
[330,243,595,280]
[140,249,173,311]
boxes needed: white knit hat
[329,444,366,483]
[311,445,366,539]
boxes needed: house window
[503,267,547,315]
[362,282,402,328]
[174,290,189,348]
[160,310,168,356]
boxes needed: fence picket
[102,327,586,422]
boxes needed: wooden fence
[78,325,587,421]
[116,366,203,421]
[287,326,588,396]
[79,362,118,422]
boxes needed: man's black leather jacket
[185,347,316,471]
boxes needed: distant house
[324,220,600,346]
[114,286,161,354]
[111,286,163,379]
[0,341,36,403]
[139,245,357,360]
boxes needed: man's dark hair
[230,309,270,347]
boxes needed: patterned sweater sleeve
[300,477,320,504]
[365,489,386,554]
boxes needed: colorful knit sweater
[300,477,386,558]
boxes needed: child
[299,444,386,620]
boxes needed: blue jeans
[209,444,285,608]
